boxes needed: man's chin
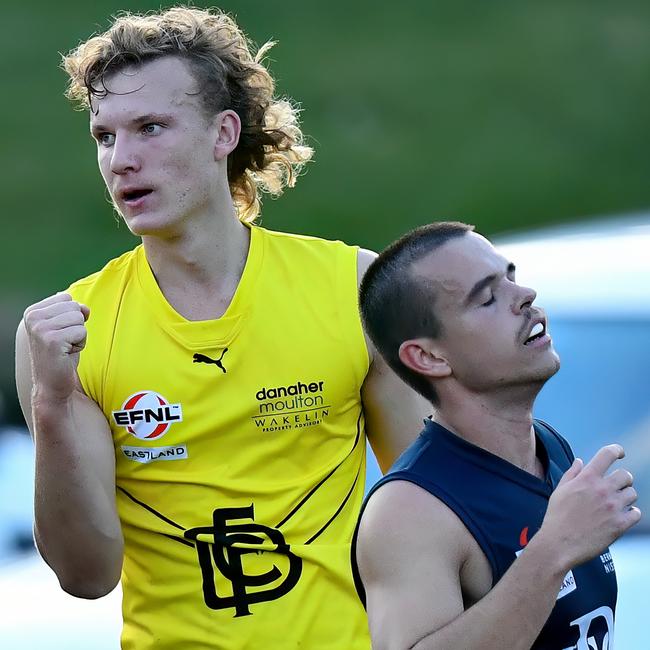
[119,213,171,238]
[496,354,561,393]
[529,358,560,386]
[527,344,560,380]
[547,350,561,377]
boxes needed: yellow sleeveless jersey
[67,225,371,650]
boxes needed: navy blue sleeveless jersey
[352,419,618,650]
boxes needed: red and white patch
[112,391,183,440]
[516,525,576,600]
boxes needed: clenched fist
[23,293,90,402]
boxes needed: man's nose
[110,135,140,175]
[513,285,537,314]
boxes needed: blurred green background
[2,0,650,422]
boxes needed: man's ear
[213,109,241,161]
[398,338,451,378]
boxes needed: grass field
[2,0,650,420]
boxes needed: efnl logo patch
[112,391,182,440]
[517,526,576,600]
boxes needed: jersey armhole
[337,244,371,383]
[351,471,501,607]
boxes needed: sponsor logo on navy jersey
[562,606,614,650]
[516,526,576,600]
[599,551,615,574]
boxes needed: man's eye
[481,295,495,306]
[98,133,115,146]
[142,123,163,135]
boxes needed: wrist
[521,529,572,581]
[31,386,75,422]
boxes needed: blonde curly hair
[62,6,313,222]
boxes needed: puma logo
[193,349,228,373]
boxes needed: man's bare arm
[358,249,431,471]
[16,294,123,598]
[357,446,640,650]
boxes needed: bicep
[357,482,466,650]
[362,351,431,472]
[356,248,431,471]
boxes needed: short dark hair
[359,221,475,405]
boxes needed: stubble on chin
[454,352,561,395]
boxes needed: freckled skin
[90,57,224,239]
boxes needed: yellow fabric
[67,225,371,649]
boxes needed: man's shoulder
[67,246,141,303]
[255,225,365,291]
[256,225,359,254]
[357,477,474,577]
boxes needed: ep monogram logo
[184,505,302,617]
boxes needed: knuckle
[30,320,47,337]
[60,300,79,313]
[604,499,617,515]
[73,325,88,339]
[595,483,609,500]
[23,308,39,328]
[41,330,58,347]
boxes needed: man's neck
[141,205,251,321]
[434,386,545,478]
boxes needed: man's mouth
[122,189,153,202]
[524,321,547,345]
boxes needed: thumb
[557,458,583,487]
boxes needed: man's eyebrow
[464,262,516,305]
[90,113,174,135]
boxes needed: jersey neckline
[422,419,556,493]
[134,223,264,348]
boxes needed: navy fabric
[352,419,618,650]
